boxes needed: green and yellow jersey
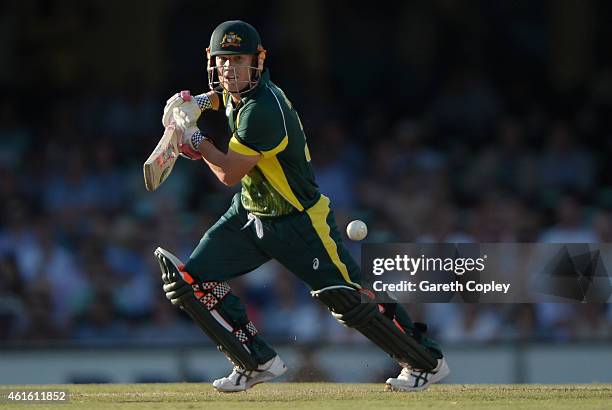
[224,69,320,217]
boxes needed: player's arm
[196,102,283,186]
[176,126,259,185]
[199,140,260,186]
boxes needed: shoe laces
[229,366,255,383]
[227,366,243,379]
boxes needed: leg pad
[312,286,438,371]
[155,247,259,370]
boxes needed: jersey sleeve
[229,103,287,158]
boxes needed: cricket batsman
[155,20,450,392]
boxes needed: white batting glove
[162,93,186,127]
[172,103,201,130]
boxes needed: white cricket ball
[346,220,368,241]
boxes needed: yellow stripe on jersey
[306,195,361,288]
[257,151,304,211]
[229,133,301,210]
[228,135,261,156]
[261,135,288,158]
[229,134,289,158]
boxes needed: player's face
[216,54,256,94]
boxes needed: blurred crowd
[2,73,612,346]
[1,1,612,349]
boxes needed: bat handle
[180,90,191,102]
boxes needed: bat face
[143,124,181,191]
[157,145,176,167]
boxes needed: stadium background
[0,0,611,384]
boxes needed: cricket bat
[143,90,191,191]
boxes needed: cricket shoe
[385,357,450,392]
[212,355,287,392]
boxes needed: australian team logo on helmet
[206,20,267,96]
[220,32,242,48]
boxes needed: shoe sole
[213,361,287,393]
[213,376,278,393]
[385,366,450,392]
[213,380,266,393]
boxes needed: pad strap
[193,281,231,310]
[235,321,258,343]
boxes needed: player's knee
[182,258,198,280]
[155,248,218,307]
[164,273,231,311]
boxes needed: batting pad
[312,285,438,371]
[155,247,260,371]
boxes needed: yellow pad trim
[306,195,361,288]
[228,136,261,156]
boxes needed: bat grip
[180,90,191,102]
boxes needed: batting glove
[162,91,213,128]
[179,126,209,160]
[172,104,201,130]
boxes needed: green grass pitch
[2,383,611,409]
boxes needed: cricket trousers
[184,193,442,364]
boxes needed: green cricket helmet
[206,20,267,94]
